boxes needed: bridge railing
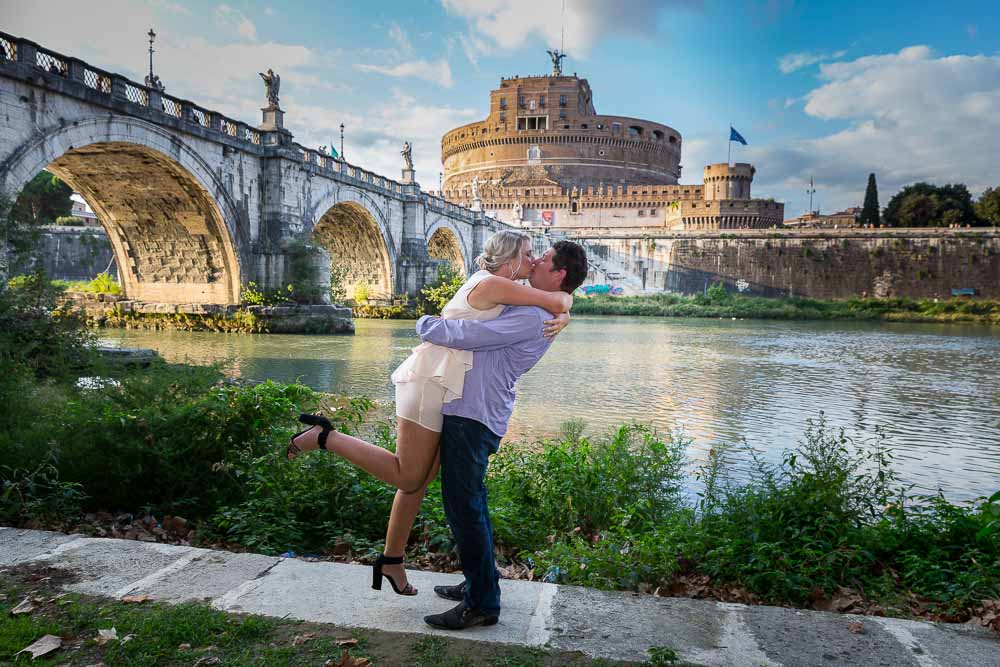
[0,30,269,153]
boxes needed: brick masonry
[583,229,1000,299]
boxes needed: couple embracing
[287,231,588,630]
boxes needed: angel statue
[546,49,567,76]
[471,175,481,200]
[401,141,413,170]
[259,68,280,108]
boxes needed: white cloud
[287,90,478,181]
[355,60,454,88]
[778,49,847,74]
[441,0,697,59]
[215,4,257,40]
[756,46,1000,212]
[355,22,453,87]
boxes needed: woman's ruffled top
[390,270,505,403]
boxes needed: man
[419,240,588,630]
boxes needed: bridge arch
[1,117,243,304]
[426,219,469,277]
[311,200,395,301]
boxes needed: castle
[439,56,783,230]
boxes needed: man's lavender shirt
[415,305,552,437]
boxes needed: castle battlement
[439,57,783,231]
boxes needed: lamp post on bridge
[339,123,345,160]
[144,28,164,92]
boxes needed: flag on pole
[729,127,748,145]
[329,143,339,157]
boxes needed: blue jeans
[439,414,502,613]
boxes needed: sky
[3,0,999,215]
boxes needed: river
[101,316,1000,503]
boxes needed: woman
[288,230,572,595]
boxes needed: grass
[0,567,628,667]
[2,277,999,630]
[571,289,1000,325]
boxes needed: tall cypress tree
[860,173,880,227]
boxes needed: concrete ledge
[2,528,998,665]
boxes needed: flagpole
[727,123,732,165]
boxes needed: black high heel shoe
[286,413,334,459]
[372,554,417,596]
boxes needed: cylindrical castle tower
[702,163,755,201]
[441,71,682,199]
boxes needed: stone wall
[581,229,1000,299]
[12,225,116,281]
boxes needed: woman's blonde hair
[475,230,531,273]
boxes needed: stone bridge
[0,31,514,305]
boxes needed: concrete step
[1,527,997,666]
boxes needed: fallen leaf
[192,657,221,667]
[10,597,37,615]
[121,594,153,604]
[179,643,192,650]
[848,621,865,634]
[121,634,135,644]
[292,632,317,646]
[16,634,62,659]
[96,628,118,646]
[336,638,359,647]
[324,651,370,667]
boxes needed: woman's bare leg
[291,418,439,492]
[382,457,440,591]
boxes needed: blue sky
[4,0,999,214]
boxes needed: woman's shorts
[394,378,447,433]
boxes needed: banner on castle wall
[541,210,554,226]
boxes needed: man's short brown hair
[551,240,588,293]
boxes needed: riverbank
[3,281,998,634]
[571,291,1000,324]
[3,355,998,629]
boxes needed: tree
[9,171,73,227]
[883,182,982,227]
[976,186,1000,226]
[859,173,880,226]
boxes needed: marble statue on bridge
[259,68,280,109]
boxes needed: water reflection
[102,317,1000,503]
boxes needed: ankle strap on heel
[378,554,405,565]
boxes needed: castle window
[571,201,579,213]
[518,95,526,108]
[638,209,646,217]
[612,122,621,133]
[653,130,664,140]
[669,135,677,144]
[559,95,567,107]
[581,123,588,129]
[651,209,657,216]
[628,125,643,137]
[563,124,570,129]
[559,111,566,120]
[529,99,537,110]
[499,111,506,122]
[539,95,546,107]
[597,123,604,130]
[598,150,605,156]
[499,98,507,110]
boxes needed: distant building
[784,207,862,229]
[439,57,784,230]
[70,194,100,225]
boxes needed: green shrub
[420,265,464,315]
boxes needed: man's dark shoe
[424,602,499,630]
[433,581,466,602]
